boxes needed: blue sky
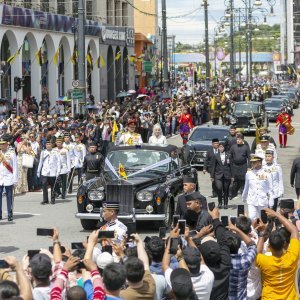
[161,0,281,44]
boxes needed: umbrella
[86,105,99,110]
[136,94,148,99]
[128,89,136,94]
[63,96,71,102]
[116,91,131,98]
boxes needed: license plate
[197,158,204,162]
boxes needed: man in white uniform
[63,132,76,193]
[118,121,143,146]
[73,133,87,186]
[0,137,18,221]
[242,153,274,219]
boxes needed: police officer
[263,149,283,211]
[73,133,87,186]
[242,153,274,219]
[0,137,18,221]
[37,139,61,205]
[63,132,76,193]
[55,136,71,199]
[99,202,127,244]
[82,142,104,180]
[118,120,143,146]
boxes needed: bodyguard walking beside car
[290,156,300,200]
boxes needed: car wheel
[80,219,98,230]
[155,197,174,229]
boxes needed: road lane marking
[10,211,40,216]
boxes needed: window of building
[86,0,93,20]
[24,0,31,9]
[73,1,78,18]
[107,0,113,25]
[57,0,65,15]
[122,2,128,27]
[4,0,12,5]
[40,0,49,12]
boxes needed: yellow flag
[111,120,119,142]
[35,48,43,66]
[119,163,127,179]
[197,66,201,77]
[128,55,136,63]
[115,51,121,61]
[53,47,60,66]
[98,54,106,68]
[7,45,22,65]
[86,53,93,70]
[211,97,215,110]
[263,85,266,94]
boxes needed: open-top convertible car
[76,144,197,230]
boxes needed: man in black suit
[210,142,233,209]
[185,192,211,231]
[203,138,219,197]
[175,176,198,219]
[290,157,300,199]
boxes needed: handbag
[22,153,34,168]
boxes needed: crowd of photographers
[1,197,300,300]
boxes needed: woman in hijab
[148,124,167,145]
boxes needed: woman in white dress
[148,124,167,145]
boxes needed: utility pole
[249,3,253,85]
[161,0,169,94]
[229,0,235,88]
[78,0,86,110]
[245,3,249,84]
[204,0,210,89]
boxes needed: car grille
[236,117,249,127]
[106,182,134,214]
[192,151,206,164]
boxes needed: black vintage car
[228,101,268,134]
[75,144,197,230]
[182,125,230,167]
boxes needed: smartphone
[159,227,167,239]
[208,202,215,211]
[71,243,84,250]
[126,222,137,242]
[173,215,180,227]
[230,217,237,226]
[37,228,54,236]
[98,231,115,239]
[49,246,66,254]
[0,260,9,269]
[178,220,186,235]
[221,216,229,227]
[237,205,245,216]
[27,250,40,260]
[102,245,113,255]
[169,238,179,255]
[261,210,268,224]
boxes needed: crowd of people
[1,79,300,299]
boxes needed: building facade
[0,0,135,105]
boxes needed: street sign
[72,89,84,100]
[143,61,153,73]
[72,80,79,88]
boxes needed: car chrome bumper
[75,213,166,221]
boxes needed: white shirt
[0,149,18,186]
[74,143,87,168]
[30,141,40,156]
[63,142,76,168]
[263,163,284,198]
[37,149,61,177]
[220,152,226,164]
[165,265,214,300]
[56,148,71,175]
[148,135,167,145]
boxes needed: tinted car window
[234,103,260,114]
[190,128,229,141]
[264,101,283,108]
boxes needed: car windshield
[234,103,260,114]
[190,128,229,141]
[265,101,282,108]
[105,150,169,173]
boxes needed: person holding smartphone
[242,153,274,219]
[210,141,233,209]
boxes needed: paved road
[1,112,300,260]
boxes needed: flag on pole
[119,163,127,179]
[35,48,43,66]
[86,52,93,70]
[111,120,119,143]
[7,45,23,65]
[71,45,78,65]
[115,51,121,61]
[128,54,136,63]
[197,66,201,77]
[53,47,60,66]
[97,54,106,68]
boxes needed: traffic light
[14,77,21,92]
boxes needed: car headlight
[229,116,237,124]
[202,151,207,158]
[88,190,105,201]
[136,191,153,201]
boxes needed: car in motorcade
[182,125,230,167]
[75,144,198,230]
[228,101,268,134]
[264,99,287,122]
[267,95,293,115]
[279,90,299,109]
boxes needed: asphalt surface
[1,111,300,260]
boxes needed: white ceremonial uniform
[100,219,127,244]
[74,143,87,169]
[0,149,18,186]
[37,149,61,177]
[242,168,274,219]
[63,142,76,168]
[57,148,71,175]
[255,143,277,165]
[263,163,284,199]
[118,132,143,146]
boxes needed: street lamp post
[203,0,210,89]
